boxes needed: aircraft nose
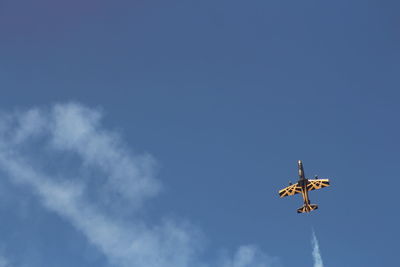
[298,160,302,165]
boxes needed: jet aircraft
[278,160,330,213]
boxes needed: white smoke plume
[311,230,324,267]
[0,103,278,267]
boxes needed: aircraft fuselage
[297,160,312,210]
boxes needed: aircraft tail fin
[297,204,318,213]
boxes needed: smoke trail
[311,230,324,267]
[0,103,279,267]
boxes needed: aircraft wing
[306,179,330,191]
[278,183,302,198]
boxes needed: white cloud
[0,103,277,267]
[311,230,324,267]
[221,246,279,267]
[0,254,11,267]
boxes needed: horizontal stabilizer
[297,204,318,213]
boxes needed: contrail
[311,229,324,267]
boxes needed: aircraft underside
[278,161,330,213]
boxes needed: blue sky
[0,0,399,266]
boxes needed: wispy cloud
[0,254,11,267]
[311,230,324,267]
[0,103,278,267]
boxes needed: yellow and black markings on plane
[278,179,330,198]
[278,160,330,213]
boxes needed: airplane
[278,160,330,213]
